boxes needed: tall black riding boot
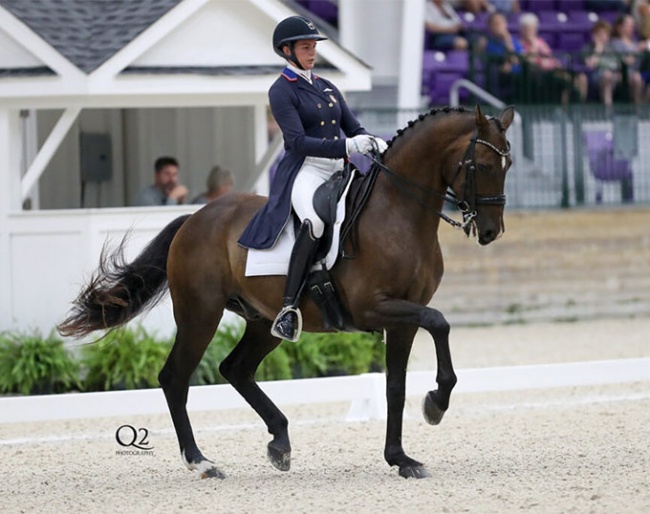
[271,220,320,342]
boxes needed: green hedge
[0,322,385,395]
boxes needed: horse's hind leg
[218,319,291,471]
[158,305,224,479]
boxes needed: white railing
[2,358,648,425]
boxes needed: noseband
[370,132,511,230]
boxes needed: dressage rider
[238,15,387,342]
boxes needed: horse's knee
[420,308,449,336]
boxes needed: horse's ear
[475,104,489,130]
[499,105,515,131]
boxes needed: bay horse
[59,105,515,479]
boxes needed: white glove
[373,136,388,154]
[346,135,374,156]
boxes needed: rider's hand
[346,135,375,156]
[372,136,388,154]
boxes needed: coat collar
[280,67,335,103]
[281,66,319,83]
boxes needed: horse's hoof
[399,464,431,479]
[200,466,227,480]
[423,391,446,425]
[267,442,291,471]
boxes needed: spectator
[134,156,188,206]
[485,12,523,70]
[483,12,524,100]
[192,165,234,204]
[519,13,588,103]
[611,14,647,101]
[582,20,639,106]
[425,0,469,50]
[631,0,650,41]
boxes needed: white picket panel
[1,358,648,425]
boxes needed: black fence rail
[356,104,650,209]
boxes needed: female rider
[238,16,387,342]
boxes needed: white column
[340,0,404,86]
[20,109,40,209]
[397,0,426,125]
[0,108,21,330]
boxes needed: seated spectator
[582,20,641,106]
[632,0,650,42]
[134,156,188,206]
[519,13,588,103]
[425,0,469,50]
[485,12,523,71]
[483,12,524,100]
[192,165,234,204]
[611,14,647,101]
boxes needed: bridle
[369,131,511,230]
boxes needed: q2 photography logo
[115,424,155,456]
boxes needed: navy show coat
[238,67,368,250]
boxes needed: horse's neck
[374,116,469,225]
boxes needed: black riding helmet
[272,16,327,69]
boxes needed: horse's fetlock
[440,372,457,391]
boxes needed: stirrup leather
[271,305,303,342]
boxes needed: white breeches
[291,156,344,238]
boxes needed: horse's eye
[477,163,491,173]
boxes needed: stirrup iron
[271,305,303,342]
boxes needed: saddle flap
[312,165,353,224]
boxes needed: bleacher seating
[296,0,632,106]
[296,0,338,27]
[583,130,634,203]
[422,51,471,106]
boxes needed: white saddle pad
[245,171,356,277]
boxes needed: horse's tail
[58,214,191,339]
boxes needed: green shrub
[0,331,81,395]
[286,330,385,378]
[0,322,385,395]
[81,326,172,391]
[191,320,293,385]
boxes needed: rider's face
[285,39,317,70]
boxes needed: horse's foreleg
[218,319,291,471]
[384,327,431,479]
[418,307,457,426]
[372,299,457,478]
[159,312,223,479]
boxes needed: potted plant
[0,331,81,395]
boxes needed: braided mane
[385,106,470,149]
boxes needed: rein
[369,133,511,230]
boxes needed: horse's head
[449,105,515,246]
